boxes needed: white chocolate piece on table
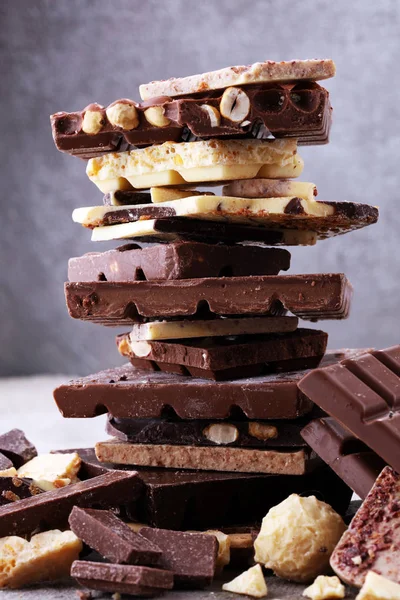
[303,575,345,599]
[222,564,268,598]
[356,571,400,600]
[17,452,81,491]
[223,179,317,201]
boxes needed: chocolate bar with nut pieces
[0,429,37,468]
[51,82,331,159]
[0,477,43,506]
[65,273,352,325]
[298,345,400,474]
[68,241,291,283]
[301,417,386,499]
[117,328,328,380]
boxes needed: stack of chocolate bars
[51,59,378,530]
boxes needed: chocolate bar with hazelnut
[51,82,331,159]
[68,242,290,283]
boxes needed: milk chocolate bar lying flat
[68,242,291,283]
[298,346,400,473]
[0,429,37,468]
[71,560,174,596]
[301,418,386,499]
[117,328,327,380]
[51,82,331,159]
[65,274,352,325]
[330,466,400,588]
[0,471,142,537]
[53,351,358,420]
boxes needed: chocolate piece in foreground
[65,273,352,325]
[53,350,363,420]
[140,527,218,588]
[0,429,37,468]
[0,471,142,537]
[298,346,400,473]
[301,417,386,499]
[330,466,400,587]
[0,477,43,506]
[68,242,291,283]
[71,560,173,596]
[95,439,312,475]
[118,328,328,380]
[69,507,161,565]
[106,415,311,448]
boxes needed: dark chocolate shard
[0,429,37,468]
[0,477,43,505]
[301,417,386,499]
[140,527,218,588]
[0,453,13,471]
[69,506,162,565]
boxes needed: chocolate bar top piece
[53,351,359,420]
[51,82,331,160]
[330,466,400,588]
[65,273,352,325]
[140,527,218,587]
[0,471,142,537]
[0,453,13,471]
[301,418,386,499]
[139,59,336,99]
[0,429,37,468]
[298,346,400,473]
[71,560,174,596]
[69,507,162,565]
[68,242,291,283]
[106,415,311,448]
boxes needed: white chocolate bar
[17,452,81,492]
[150,187,213,203]
[223,179,317,201]
[139,59,336,100]
[86,139,302,192]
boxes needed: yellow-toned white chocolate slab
[86,139,301,192]
[17,452,81,491]
[124,316,299,343]
[139,59,336,100]
[0,468,18,477]
[223,179,317,201]
[151,187,213,203]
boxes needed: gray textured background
[1,0,399,377]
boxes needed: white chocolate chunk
[223,179,317,201]
[356,571,400,599]
[126,316,298,342]
[303,575,345,599]
[17,452,81,491]
[0,530,82,588]
[0,468,18,477]
[139,58,336,100]
[151,187,211,203]
[222,564,268,598]
[205,531,231,570]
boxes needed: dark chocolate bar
[65,273,352,325]
[301,418,385,499]
[117,328,328,380]
[298,346,400,474]
[0,477,43,505]
[51,82,331,159]
[0,453,13,471]
[0,471,142,537]
[69,507,162,565]
[53,351,362,420]
[104,190,152,205]
[71,560,174,596]
[0,429,37,468]
[68,242,290,283]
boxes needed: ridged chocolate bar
[65,273,352,325]
[53,350,359,420]
[301,417,385,499]
[117,328,328,380]
[298,346,400,473]
[68,242,290,283]
[51,82,331,159]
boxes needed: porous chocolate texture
[68,242,291,283]
[51,82,331,159]
[65,273,352,325]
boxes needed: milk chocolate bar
[301,417,385,499]
[53,351,360,420]
[298,346,400,473]
[140,527,218,588]
[0,429,37,468]
[117,328,327,380]
[0,477,43,505]
[68,242,290,283]
[71,560,174,596]
[0,471,142,537]
[69,507,162,565]
[65,273,352,325]
[51,82,331,160]
[330,466,400,588]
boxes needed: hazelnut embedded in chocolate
[106,101,139,130]
[220,87,250,122]
[203,423,239,445]
[144,106,170,128]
